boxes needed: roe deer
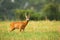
[10,13,30,32]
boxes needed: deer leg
[22,28,25,31]
[10,28,15,32]
[19,27,22,32]
[20,28,24,32]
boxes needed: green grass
[0,20,60,40]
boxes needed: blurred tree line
[0,0,60,21]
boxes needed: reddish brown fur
[10,14,30,32]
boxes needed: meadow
[0,20,60,40]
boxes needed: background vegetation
[0,0,60,21]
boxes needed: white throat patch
[26,19,29,20]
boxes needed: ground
[0,20,60,40]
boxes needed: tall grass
[0,20,60,40]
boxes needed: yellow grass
[0,20,60,40]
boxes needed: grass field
[0,20,60,40]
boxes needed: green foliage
[13,9,42,20]
[41,3,60,20]
[13,9,34,20]
[30,12,41,20]
[0,0,60,21]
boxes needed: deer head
[25,12,30,21]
